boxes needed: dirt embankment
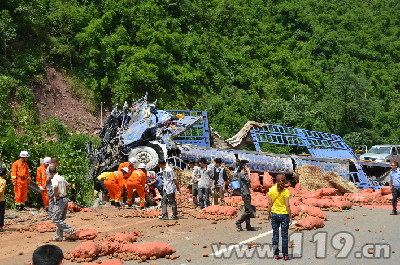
[32,66,101,135]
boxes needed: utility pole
[100,102,103,127]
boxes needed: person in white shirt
[46,157,59,218]
[158,160,180,220]
[197,158,213,209]
[48,166,74,241]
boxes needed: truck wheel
[129,146,159,170]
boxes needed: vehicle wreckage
[86,94,390,190]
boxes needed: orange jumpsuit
[36,164,49,209]
[11,159,31,205]
[104,171,124,203]
[118,162,136,190]
[126,169,146,207]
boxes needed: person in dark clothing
[33,244,64,265]
[235,160,256,231]
[212,158,228,205]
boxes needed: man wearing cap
[101,168,131,208]
[11,151,31,211]
[126,164,147,209]
[36,157,51,211]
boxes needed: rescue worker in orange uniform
[126,163,147,209]
[100,167,131,207]
[11,151,31,211]
[118,157,137,203]
[36,157,51,210]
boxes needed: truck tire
[129,146,159,170]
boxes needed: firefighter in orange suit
[36,157,51,210]
[118,157,137,202]
[102,168,130,207]
[11,151,31,211]
[126,163,147,209]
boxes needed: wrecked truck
[87,94,388,190]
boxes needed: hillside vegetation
[1,0,400,206]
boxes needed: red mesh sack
[263,172,274,191]
[68,241,101,260]
[302,198,320,207]
[316,188,338,196]
[252,199,269,209]
[380,186,392,195]
[291,205,299,217]
[72,229,98,240]
[295,183,302,190]
[201,205,237,216]
[218,206,238,216]
[330,196,345,201]
[316,199,334,208]
[118,242,175,258]
[83,259,124,265]
[361,188,373,193]
[306,207,327,220]
[250,173,262,191]
[291,197,302,206]
[296,216,325,230]
[99,241,121,256]
[108,232,138,243]
[384,194,393,201]
[300,190,322,199]
[330,201,352,210]
[288,187,299,197]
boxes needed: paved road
[143,206,399,265]
[3,205,398,265]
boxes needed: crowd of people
[4,152,400,262]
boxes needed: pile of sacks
[65,230,175,262]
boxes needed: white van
[359,145,400,163]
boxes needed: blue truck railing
[166,109,381,189]
[165,110,210,147]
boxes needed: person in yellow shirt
[267,174,291,261]
[0,168,7,231]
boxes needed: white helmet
[129,157,137,164]
[138,163,146,169]
[121,167,131,174]
[43,157,51,164]
[20,151,30,158]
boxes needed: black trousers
[392,187,400,213]
[236,194,252,228]
[0,201,5,227]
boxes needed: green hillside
[1,0,400,206]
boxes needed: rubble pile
[18,222,56,233]
[65,230,174,263]
[121,210,162,218]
